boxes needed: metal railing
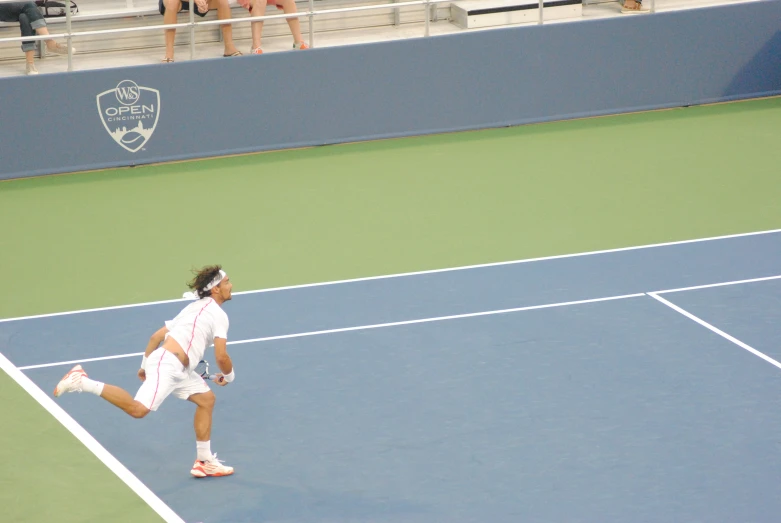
[0,0,655,71]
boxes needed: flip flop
[223,51,243,57]
[620,3,648,13]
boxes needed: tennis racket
[195,360,224,382]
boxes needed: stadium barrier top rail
[0,0,657,72]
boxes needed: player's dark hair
[187,265,223,299]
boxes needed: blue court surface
[4,231,781,523]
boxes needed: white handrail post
[538,0,543,25]
[66,0,73,71]
[189,0,195,59]
[308,0,314,48]
[424,0,430,36]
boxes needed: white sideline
[0,352,185,523]
[647,293,781,370]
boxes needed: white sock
[196,440,212,462]
[81,377,104,396]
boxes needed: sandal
[620,1,648,12]
[223,51,243,57]
[161,57,174,63]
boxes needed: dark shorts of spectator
[158,0,210,17]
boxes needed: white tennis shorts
[134,348,210,411]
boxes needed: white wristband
[141,355,147,370]
[223,369,235,383]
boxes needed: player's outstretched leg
[53,365,150,418]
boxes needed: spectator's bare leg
[211,0,240,56]
[278,0,305,45]
[250,0,266,51]
[163,0,182,60]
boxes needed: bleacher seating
[0,0,333,61]
[0,0,749,69]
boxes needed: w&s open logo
[96,80,160,153]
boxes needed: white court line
[0,352,185,523]
[647,293,781,371]
[226,293,645,346]
[653,274,781,295]
[18,293,645,370]
[20,352,146,371]
[17,272,781,372]
[2,227,780,324]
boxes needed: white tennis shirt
[164,297,229,372]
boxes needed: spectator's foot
[223,50,243,57]
[26,62,39,75]
[251,47,263,55]
[162,57,174,63]
[620,0,647,12]
[293,41,309,50]
[47,42,76,55]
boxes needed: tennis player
[53,265,236,478]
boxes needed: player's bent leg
[103,384,151,418]
[53,365,151,418]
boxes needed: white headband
[202,270,227,292]
[182,270,226,299]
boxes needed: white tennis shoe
[190,454,234,477]
[53,364,87,396]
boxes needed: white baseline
[2,228,780,324]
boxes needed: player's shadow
[160,477,431,523]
